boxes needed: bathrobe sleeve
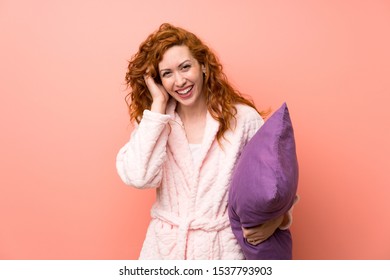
[116,110,171,189]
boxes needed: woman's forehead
[159,45,196,68]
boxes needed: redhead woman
[116,23,291,259]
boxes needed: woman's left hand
[242,215,284,246]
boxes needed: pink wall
[1,0,389,259]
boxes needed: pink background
[1,0,389,259]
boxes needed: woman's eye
[182,64,191,70]
[162,71,171,78]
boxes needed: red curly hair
[125,23,266,142]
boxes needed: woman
[116,23,290,259]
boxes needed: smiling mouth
[176,86,193,95]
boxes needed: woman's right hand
[242,215,284,246]
[144,74,170,114]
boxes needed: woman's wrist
[151,101,167,114]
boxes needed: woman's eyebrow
[178,59,191,68]
[160,59,191,73]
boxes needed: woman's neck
[176,99,207,144]
[176,98,207,124]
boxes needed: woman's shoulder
[226,103,264,143]
[234,103,263,123]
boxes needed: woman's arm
[116,73,172,188]
[116,110,171,189]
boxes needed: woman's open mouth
[176,85,194,98]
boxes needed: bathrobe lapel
[195,110,219,170]
[166,100,220,185]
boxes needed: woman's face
[158,45,205,109]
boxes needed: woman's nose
[174,73,186,87]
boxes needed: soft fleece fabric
[228,103,299,260]
[116,99,264,259]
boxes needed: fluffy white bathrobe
[116,99,264,259]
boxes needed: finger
[144,75,160,94]
[242,225,263,237]
[247,239,262,246]
[156,83,167,93]
[143,74,153,85]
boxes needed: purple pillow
[228,102,298,259]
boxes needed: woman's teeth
[177,86,193,95]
